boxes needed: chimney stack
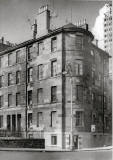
[36,5,50,37]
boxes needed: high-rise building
[92,2,112,74]
[0,6,111,150]
[103,2,112,74]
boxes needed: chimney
[36,5,50,37]
[32,19,37,39]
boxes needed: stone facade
[0,7,111,149]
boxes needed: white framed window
[51,135,57,145]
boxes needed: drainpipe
[25,47,28,138]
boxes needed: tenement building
[0,6,111,149]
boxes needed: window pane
[0,115,3,128]
[51,60,57,77]
[0,96,3,108]
[51,111,56,127]
[28,113,32,128]
[38,65,43,80]
[8,53,15,66]
[75,63,83,75]
[51,37,57,52]
[38,42,44,55]
[28,68,33,83]
[28,90,32,105]
[16,93,20,106]
[16,50,21,63]
[16,71,20,84]
[37,112,43,127]
[37,88,43,104]
[0,76,3,88]
[8,94,12,107]
[8,73,13,86]
[51,135,57,145]
[76,111,83,126]
[28,46,33,60]
[51,86,57,102]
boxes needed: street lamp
[65,63,73,150]
[70,77,73,150]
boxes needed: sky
[0,0,108,44]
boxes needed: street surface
[0,149,112,160]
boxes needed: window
[51,37,57,52]
[8,73,13,86]
[75,63,83,75]
[38,42,44,55]
[38,64,43,80]
[28,113,32,128]
[0,76,3,88]
[28,67,33,83]
[7,115,11,131]
[8,94,12,107]
[0,115,3,128]
[76,85,83,101]
[28,46,33,60]
[16,50,21,63]
[28,90,32,105]
[0,96,3,108]
[75,35,83,49]
[16,93,20,106]
[75,111,83,126]
[51,60,57,77]
[105,116,108,129]
[51,86,57,103]
[51,135,57,145]
[8,53,14,66]
[37,88,43,104]
[50,111,56,127]
[91,50,94,56]
[91,93,95,101]
[37,112,43,127]
[16,71,21,84]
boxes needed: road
[0,150,112,160]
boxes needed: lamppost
[65,63,73,150]
[70,77,73,150]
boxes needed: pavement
[0,146,112,152]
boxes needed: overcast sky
[0,0,107,44]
